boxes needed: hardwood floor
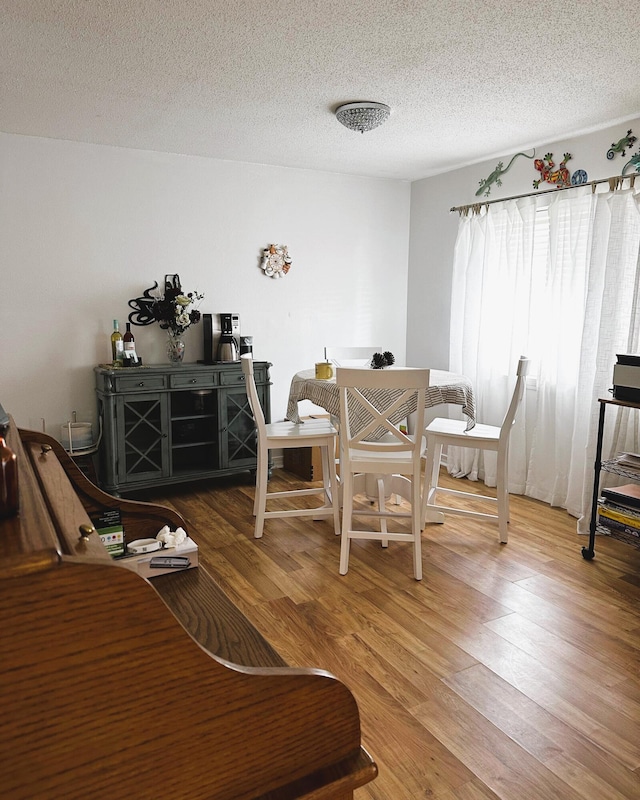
[137,468,640,800]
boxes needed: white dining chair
[324,346,382,367]
[321,346,383,478]
[241,354,340,539]
[337,366,429,580]
[420,356,530,543]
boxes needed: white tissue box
[115,536,199,578]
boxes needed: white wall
[407,116,640,371]
[3,117,638,445]
[0,133,410,436]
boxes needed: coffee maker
[217,313,240,362]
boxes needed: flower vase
[166,333,185,364]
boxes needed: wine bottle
[0,434,19,518]
[111,319,124,366]
[123,322,138,364]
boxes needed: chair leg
[340,470,354,575]
[421,440,442,528]
[377,476,389,547]
[496,449,509,543]
[253,445,263,517]
[324,441,341,536]
[252,463,260,517]
[411,473,423,581]
[320,444,330,503]
[254,445,269,539]
[430,443,442,497]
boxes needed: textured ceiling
[2,0,639,181]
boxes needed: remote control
[149,556,191,569]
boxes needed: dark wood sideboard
[0,412,376,800]
[94,361,272,495]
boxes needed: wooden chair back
[337,366,429,458]
[499,356,530,444]
[241,353,266,433]
[325,346,382,367]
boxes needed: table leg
[387,475,444,524]
[582,400,606,561]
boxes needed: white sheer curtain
[447,184,640,527]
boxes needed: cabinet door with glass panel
[115,392,170,485]
[219,365,270,471]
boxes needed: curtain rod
[450,172,637,215]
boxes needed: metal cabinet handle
[79,524,96,541]
[40,444,52,455]
[138,382,145,387]
[190,378,197,384]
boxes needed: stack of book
[612,452,640,470]
[597,482,640,541]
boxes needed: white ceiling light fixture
[335,101,391,133]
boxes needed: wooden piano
[0,407,376,800]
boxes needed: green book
[90,509,125,558]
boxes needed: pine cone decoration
[383,351,395,366]
[371,352,387,369]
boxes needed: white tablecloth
[286,368,476,430]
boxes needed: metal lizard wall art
[607,129,637,160]
[622,149,640,175]
[533,152,572,189]
[476,150,536,197]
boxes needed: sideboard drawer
[220,367,267,386]
[220,370,248,386]
[170,372,219,389]
[114,374,167,392]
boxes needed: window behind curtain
[448,186,640,527]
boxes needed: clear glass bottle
[111,319,124,366]
[0,434,18,518]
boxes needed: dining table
[285,367,476,520]
[286,367,476,430]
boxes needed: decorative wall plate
[571,169,588,185]
[261,244,292,278]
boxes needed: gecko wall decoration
[622,149,640,175]
[476,150,536,197]
[533,152,572,189]
[607,129,637,160]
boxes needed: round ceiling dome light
[335,102,391,133]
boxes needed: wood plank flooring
[136,468,640,800]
